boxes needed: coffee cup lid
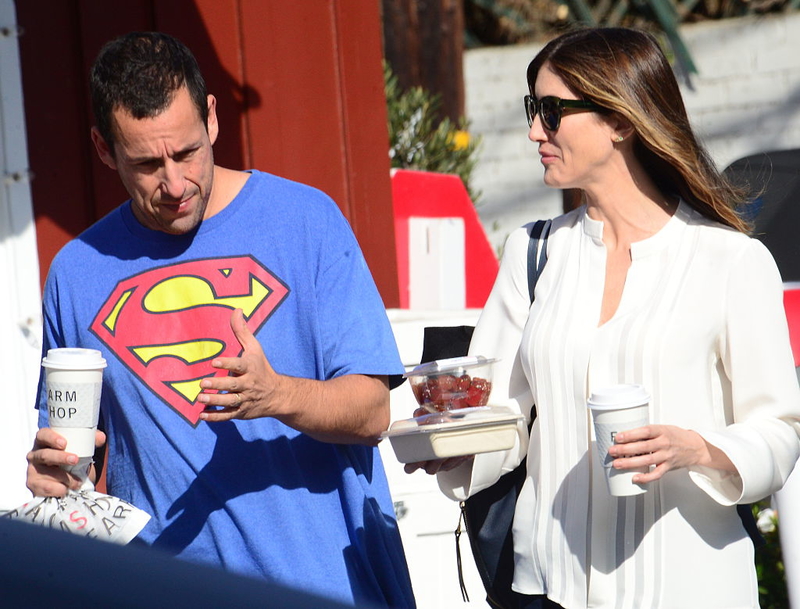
[42,348,107,370]
[587,384,649,410]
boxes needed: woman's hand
[404,455,474,475]
[607,424,737,484]
[401,406,476,474]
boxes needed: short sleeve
[315,206,405,388]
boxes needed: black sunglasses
[524,95,603,131]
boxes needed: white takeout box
[381,406,524,463]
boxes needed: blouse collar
[581,200,691,259]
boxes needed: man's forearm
[269,374,390,445]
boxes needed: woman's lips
[538,146,559,164]
[539,153,558,165]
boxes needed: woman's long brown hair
[527,27,752,233]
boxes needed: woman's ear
[608,113,635,143]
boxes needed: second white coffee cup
[588,384,650,496]
[42,348,107,458]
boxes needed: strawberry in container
[383,356,524,463]
[403,356,497,413]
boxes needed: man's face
[92,87,219,235]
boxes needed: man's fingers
[28,445,79,468]
[199,408,238,423]
[33,427,68,450]
[230,307,259,351]
[28,476,69,498]
[26,449,82,497]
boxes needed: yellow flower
[450,130,471,151]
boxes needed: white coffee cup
[42,348,107,458]
[588,384,650,496]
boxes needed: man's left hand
[197,307,281,421]
[196,308,390,445]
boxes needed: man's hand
[197,308,390,445]
[26,428,105,497]
[197,307,281,421]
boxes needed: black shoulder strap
[527,219,552,303]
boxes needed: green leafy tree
[384,62,482,204]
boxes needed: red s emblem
[90,256,289,425]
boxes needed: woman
[409,27,800,608]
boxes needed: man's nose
[161,160,185,199]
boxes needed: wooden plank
[381,0,465,123]
[417,0,464,123]
[381,0,421,89]
[332,0,400,305]
[239,1,348,204]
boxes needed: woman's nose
[528,114,548,142]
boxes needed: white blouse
[439,202,800,608]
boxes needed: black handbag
[420,219,551,609]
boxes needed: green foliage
[752,501,789,609]
[463,0,799,47]
[384,62,482,204]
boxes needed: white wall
[464,14,800,252]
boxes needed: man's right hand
[26,428,106,497]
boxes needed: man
[26,32,415,608]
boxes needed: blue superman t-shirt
[38,171,415,607]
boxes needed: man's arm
[197,309,390,445]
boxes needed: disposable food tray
[382,406,523,463]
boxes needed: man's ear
[206,94,219,146]
[91,127,117,170]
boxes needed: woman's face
[529,63,617,191]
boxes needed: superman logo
[90,256,289,425]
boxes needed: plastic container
[403,356,497,412]
[381,406,524,463]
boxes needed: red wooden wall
[15,0,400,307]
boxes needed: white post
[0,0,43,510]
[408,217,466,310]
[776,456,800,607]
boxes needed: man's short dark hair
[90,31,208,154]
